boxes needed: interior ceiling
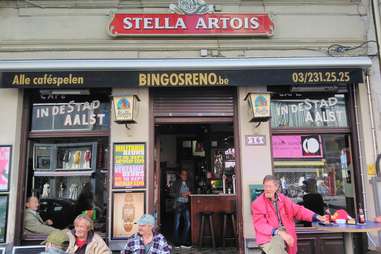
[156,123,233,135]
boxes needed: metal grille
[153,88,235,117]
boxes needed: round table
[312,221,381,254]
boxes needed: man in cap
[121,214,171,254]
[40,230,69,254]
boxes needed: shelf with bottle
[34,170,94,177]
[35,175,94,201]
[33,142,97,172]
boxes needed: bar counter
[190,194,236,246]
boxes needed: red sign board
[108,13,273,37]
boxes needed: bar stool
[222,211,237,247]
[198,211,216,249]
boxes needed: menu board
[113,143,145,188]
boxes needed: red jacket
[251,193,315,254]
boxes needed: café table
[312,221,381,254]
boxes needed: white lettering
[82,102,92,111]
[196,18,207,29]
[52,106,59,116]
[315,112,323,122]
[73,114,81,125]
[64,115,72,126]
[304,99,312,110]
[250,17,260,29]
[92,100,100,109]
[305,112,314,122]
[328,111,336,121]
[320,99,329,108]
[82,114,89,125]
[208,18,220,29]
[123,17,133,29]
[230,18,243,29]
[98,114,105,125]
[329,97,338,106]
[144,18,153,29]
[291,104,298,113]
[175,18,186,29]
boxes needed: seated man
[40,230,70,254]
[24,196,56,235]
[121,214,171,254]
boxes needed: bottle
[358,203,365,224]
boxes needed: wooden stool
[222,211,237,247]
[199,212,216,249]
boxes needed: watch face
[302,136,322,157]
[303,138,319,153]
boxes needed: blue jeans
[174,202,191,245]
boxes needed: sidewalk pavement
[116,248,381,253]
[115,247,239,253]
[173,247,238,253]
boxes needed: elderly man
[24,196,56,235]
[40,230,70,254]
[252,175,328,254]
[121,214,171,254]
[66,214,111,254]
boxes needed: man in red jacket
[252,175,328,254]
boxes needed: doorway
[155,123,237,248]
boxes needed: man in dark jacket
[172,169,193,248]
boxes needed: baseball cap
[137,214,156,226]
[41,230,69,248]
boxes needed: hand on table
[278,230,294,247]
[316,215,329,224]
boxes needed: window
[271,92,355,219]
[24,90,110,235]
[273,134,354,215]
[271,94,348,129]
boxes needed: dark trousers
[173,202,191,245]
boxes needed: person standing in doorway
[172,169,193,249]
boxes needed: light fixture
[244,92,271,123]
[291,85,338,92]
[40,89,90,95]
[112,95,140,127]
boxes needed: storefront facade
[0,0,378,253]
